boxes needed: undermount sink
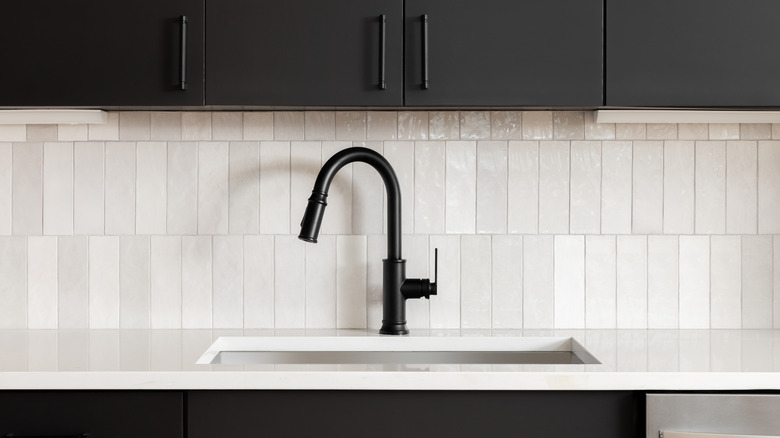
[197,336,600,366]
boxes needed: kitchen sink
[197,336,600,365]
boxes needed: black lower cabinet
[188,390,637,438]
[0,391,183,438]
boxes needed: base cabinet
[188,390,637,438]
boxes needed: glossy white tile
[460,235,491,328]
[491,111,522,140]
[59,330,89,371]
[646,123,677,140]
[150,112,181,141]
[429,235,460,329]
[28,330,57,371]
[335,112,366,141]
[726,141,758,234]
[460,111,490,140]
[181,112,212,141]
[351,142,384,235]
[679,236,710,329]
[775,236,780,329]
[538,141,569,234]
[74,142,104,235]
[43,142,73,235]
[26,125,56,142]
[663,141,694,234]
[428,111,459,140]
[243,112,274,140]
[523,235,553,329]
[678,123,708,140]
[570,141,601,234]
[742,235,773,328]
[398,112,428,140]
[521,111,552,140]
[150,236,182,329]
[213,235,243,328]
[182,236,212,328]
[601,141,632,234]
[305,112,336,141]
[228,141,260,234]
[366,112,397,141]
[336,235,367,329]
[711,236,741,329]
[695,141,726,234]
[135,142,167,234]
[166,142,197,235]
[414,141,446,234]
[554,235,585,328]
[88,112,119,141]
[119,112,150,141]
[616,331,647,371]
[553,111,584,140]
[0,125,27,141]
[119,236,150,329]
[632,141,663,234]
[366,235,384,330]
[615,123,646,140]
[0,143,10,235]
[384,141,415,234]
[648,330,679,372]
[104,142,135,235]
[758,141,780,233]
[289,141,321,234]
[305,235,336,329]
[507,141,539,234]
[476,141,507,234]
[741,123,771,140]
[58,236,88,329]
[584,112,615,140]
[616,236,647,329]
[491,235,522,328]
[243,235,274,328]
[274,112,304,140]
[89,236,119,329]
[319,141,352,234]
[27,236,57,329]
[648,236,678,329]
[212,112,243,141]
[679,330,710,372]
[198,141,229,234]
[403,235,430,329]
[275,235,305,328]
[445,141,476,234]
[585,235,616,328]
[710,123,739,140]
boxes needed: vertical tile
[58,124,88,141]
[119,112,150,141]
[397,112,428,140]
[616,236,647,329]
[13,142,44,235]
[507,141,539,234]
[492,235,523,329]
[538,141,569,234]
[43,142,73,235]
[150,236,182,329]
[775,236,780,328]
[243,112,274,140]
[58,236,88,328]
[167,142,198,234]
[213,235,243,328]
[0,125,27,141]
[27,124,57,141]
[198,141,229,234]
[523,235,553,328]
[663,141,695,234]
[119,330,150,371]
[695,141,726,234]
[646,124,677,140]
[120,236,150,329]
[585,235,616,328]
[429,235,460,329]
[758,141,780,233]
[570,141,601,234]
[274,112,304,140]
[259,141,291,234]
[0,143,10,235]
[59,331,89,371]
[460,111,490,140]
[445,141,476,234]
[679,331,710,372]
[521,111,553,140]
[27,237,57,328]
[384,141,415,235]
[553,111,584,140]
[28,330,58,371]
[616,330,648,372]
[615,123,646,140]
[491,111,522,140]
[275,235,305,328]
[711,236,741,328]
[773,124,780,139]
[648,236,679,329]
[742,235,773,328]
[88,112,119,141]
[429,111,459,140]
[182,236,212,328]
[679,236,710,328]
[0,238,24,328]
[304,112,336,140]
[678,123,708,140]
[228,141,260,234]
[404,235,430,329]
[74,142,104,235]
[336,235,367,329]
[584,112,616,140]
[460,235,491,328]
[414,141,445,234]
[726,141,758,234]
[366,112,397,140]
[632,141,664,234]
[181,112,212,141]
[554,236,585,328]
[150,330,182,371]
[741,124,771,140]
[710,123,739,140]
[289,141,321,233]
[366,235,384,330]
[335,111,366,141]
[351,142,384,235]
[710,330,741,372]
[89,236,119,329]
[306,235,336,329]
[318,141,352,235]
[476,141,507,234]
[104,142,135,235]
[212,112,243,141]
[136,142,167,234]
[150,112,181,141]
[244,235,275,328]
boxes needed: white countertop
[1,329,779,391]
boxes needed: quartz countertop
[1,329,779,390]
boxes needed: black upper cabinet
[404,0,603,106]
[607,0,780,107]
[206,0,403,106]
[0,0,203,107]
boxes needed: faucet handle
[432,247,438,288]
[400,248,438,300]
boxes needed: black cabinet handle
[422,14,429,90]
[5,434,89,438]
[179,15,188,91]
[379,14,386,90]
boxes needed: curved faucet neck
[313,147,402,260]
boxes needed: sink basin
[197,336,600,365]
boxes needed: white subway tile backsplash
[585,235,616,328]
[352,142,384,235]
[182,236,212,328]
[491,111,522,140]
[304,112,336,141]
[711,236,741,329]
[398,112,428,140]
[429,112,459,140]
[366,112,397,141]
[570,141,601,234]
[476,141,507,234]
[632,141,664,234]
[404,235,430,329]
[521,111,553,140]
[58,124,88,142]
[275,235,305,328]
[695,141,726,234]
[0,125,27,141]
[492,235,523,328]
[710,123,740,140]
[584,112,615,140]
[336,235,367,329]
[679,236,710,329]
[601,141,632,234]
[12,143,43,235]
[538,141,569,234]
[244,235,274,328]
[523,235,553,328]
[678,123,708,140]
[384,141,415,234]
[135,142,167,235]
[88,112,119,141]
[74,142,104,235]
[89,236,119,329]
[150,112,181,141]
[460,111,490,140]
[553,111,584,140]
[742,235,773,328]
[335,112,366,141]
[429,235,461,329]
[0,143,10,235]
[43,142,73,235]
[150,236,182,329]
[198,141,229,234]
[646,124,677,140]
[366,235,384,329]
[182,112,212,141]
[273,112,304,141]
[758,141,780,234]
[775,236,780,329]
[306,235,336,328]
[445,141,477,234]
[213,235,244,328]
[615,123,646,140]
[460,235,491,328]
[663,141,695,234]
[119,236,150,328]
[320,141,352,234]
[741,123,771,140]
[727,141,758,234]
[212,112,243,141]
[243,112,274,140]
[647,236,678,329]
[58,236,89,329]
[554,235,585,328]
[27,236,57,329]
[166,142,198,235]
[119,112,151,141]
[616,236,647,329]
[289,141,321,233]
[228,142,260,234]
[507,141,539,234]
[27,125,57,142]
[104,142,135,235]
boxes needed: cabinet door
[607,0,780,107]
[0,1,203,106]
[207,0,403,106]
[404,0,603,106]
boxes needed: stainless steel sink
[197,336,600,365]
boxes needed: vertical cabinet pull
[179,15,188,91]
[422,14,429,90]
[379,14,386,90]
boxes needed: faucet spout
[298,147,435,335]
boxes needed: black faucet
[298,146,437,335]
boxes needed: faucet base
[379,321,409,335]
